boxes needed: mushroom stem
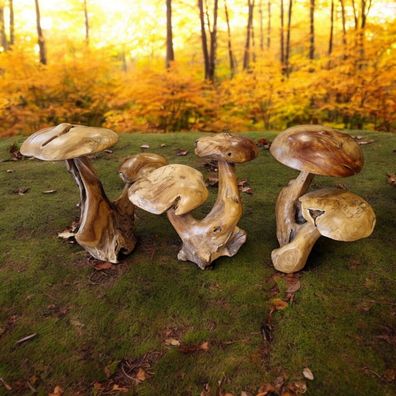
[275,171,314,246]
[166,159,246,269]
[66,156,136,263]
[271,222,321,273]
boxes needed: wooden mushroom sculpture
[271,188,376,273]
[129,133,258,269]
[20,123,146,263]
[270,124,375,273]
[270,125,364,246]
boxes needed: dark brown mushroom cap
[270,125,364,177]
[129,164,208,215]
[119,153,168,183]
[300,188,376,241]
[20,123,119,161]
[195,133,259,163]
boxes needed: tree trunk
[9,0,14,46]
[208,0,219,81]
[224,0,236,76]
[285,0,292,76]
[267,0,271,49]
[198,0,210,79]
[166,0,175,68]
[0,6,8,51]
[328,0,334,55]
[83,0,89,45]
[280,0,284,66]
[243,0,254,70]
[339,0,347,57]
[309,0,315,60]
[259,0,264,50]
[34,0,47,65]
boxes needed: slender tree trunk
[243,0,254,70]
[9,0,14,46]
[339,0,347,57]
[259,0,264,50]
[285,0,293,76]
[267,0,271,49]
[198,0,210,79]
[309,0,315,60]
[0,6,7,51]
[83,0,89,45]
[208,0,219,81]
[328,0,334,55]
[280,0,284,66]
[34,0,47,64]
[359,0,372,59]
[166,0,175,68]
[224,0,236,76]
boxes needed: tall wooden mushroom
[20,123,164,263]
[272,188,376,273]
[270,124,375,273]
[129,133,258,269]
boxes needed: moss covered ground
[0,131,395,395]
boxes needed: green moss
[0,131,395,395]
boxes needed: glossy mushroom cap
[270,125,364,177]
[299,188,376,241]
[128,164,209,216]
[119,153,168,183]
[195,133,259,163]
[20,123,119,161]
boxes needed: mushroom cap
[119,153,168,183]
[299,188,376,241]
[20,123,119,161]
[128,164,209,215]
[270,125,364,177]
[195,133,259,163]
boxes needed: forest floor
[0,131,395,396]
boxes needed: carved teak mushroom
[270,125,364,246]
[21,123,164,263]
[271,188,376,273]
[129,133,258,269]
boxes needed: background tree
[243,0,254,70]
[285,0,293,76]
[8,0,14,47]
[0,3,8,51]
[280,0,284,67]
[224,0,236,76]
[83,0,89,45]
[309,0,315,60]
[267,0,271,49]
[166,0,174,68]
[34,0,47,65]
[328,0,334,56]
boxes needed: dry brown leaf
[271,298,288,311]
[288,381,307,394]
[94,262,113,271]
[58,230,75,240]
[49,385,64,396]
[383,368,396,382]
[302,367,314,381]
[111,384,129,392]
[0,378,12,391]
[387,173,396,186]
[180,341,209,353]
[13,187,30,195]
[176,148,189,156]
[140,144,150,149]
[256,383,276,395]
[164,337,180,346]
[42,189,57,194]
[135,368,147,383]
[286,279,301,294]
[160,143,167,148]
[6,169,14,173]
[16,333,37,345]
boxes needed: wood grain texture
[300,188,376,241]
[270,125,364,177]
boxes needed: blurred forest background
[0,0,394,136]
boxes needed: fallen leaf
[94,262,113,271]
[0,377,12,391]
[42,189,57,194]
[160,143,167,147]
[104,149,113,154]
[288,381,307,394]
[16,333,37,345]
[302,367,314,381]
[206,174,219,187]
[6,169,14,173]
[240,186,254,194]
[257,383,276,395]
[57,230,75,240]
[387,173,396,187]
[135,368,147,383]
[111,384,129,392]
[176,148,189,156]
[9,143,23,161]
[285,278,301,294]
[13,187,30,195]
[180,341,209,353]
[49,385,63,396]
[140,144,150,149]
[271,298,288,311]
[357,139,375,145]
[383,368,396,382]
[165,337,180,346]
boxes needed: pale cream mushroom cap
[20,123,119,161]
[270,125,364,177]
[195,133,259,163]
[119,153,168,183]
[128,164,209,215]
[299,188,376,241]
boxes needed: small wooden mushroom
[272,188,376,273]
[129,133,258,269]
[21,124,165,263]
[270,125,364,246]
